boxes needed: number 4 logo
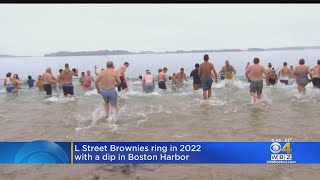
[282,142,292,154]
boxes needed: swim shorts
[158,81,167,90]
[250,80,263,95]
[312,77,320,88]
[6,87,14,93]
[117,76,128,91]
[43,84,52,95]
[63,85,74,96]
[201,77,213,91]
[101,88,117,105]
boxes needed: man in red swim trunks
[83,70,94,89]
[116,62,129,93]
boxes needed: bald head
[46,67,51,73]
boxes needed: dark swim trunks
[63,85,74,96]
[201,77,213,91]
[43,84,52,95]
[158,81,167,90]
[312,77,320,88]
[250,80,263,95]
[117,76,128,91]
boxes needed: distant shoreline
[2,46,320,58]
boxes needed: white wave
[84,89,99,96]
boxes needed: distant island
[2,46,320,58]
[43,46,320,57]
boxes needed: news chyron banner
[1,140,320,164]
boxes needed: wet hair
[59,69,63,73]
[158,68,162,73]
[14,74,19,80]
[299,59,305,65]
[204,54,209,61]
[139,75,142,80]
[195,63,199,68]
[6,72,11,78]
[317,60,320,65]
[107,61,113,68]
[253,58,259,64]
[28,75,32,79]
[124,62,129,65]
[283,62,287,66]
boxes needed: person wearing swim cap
[95,61,121,120]
[60,63,78,97]
[245,57,270,104]
[198,54,218,100]
[268,68,278,86]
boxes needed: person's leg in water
[250,92,257,104]
[297,85,306,96]
[104,101,110,119]
[203,90,208,100]
[208,89,212,99]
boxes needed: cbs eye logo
[270,142,292,154]
[14,140,69,164]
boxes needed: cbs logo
[270,142,292,154]
[14,140,69,164]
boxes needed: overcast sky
[1,4,320,56]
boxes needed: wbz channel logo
[270,142,292,160]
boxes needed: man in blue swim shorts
[198,54,218,100]
[95,61,121,119]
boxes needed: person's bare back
[280,66,291,77]
[246,64,267,81]
[42,72,54,85]
[311,65,320,78]
[199,61,214,79]
[97,69,120,90]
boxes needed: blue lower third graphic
[0,140,71,164]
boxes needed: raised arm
[95,74,102,94]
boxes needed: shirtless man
[60,63,78,97]
[310,60,320,88]
[266,63,273,74]
[83,70,94,89]
[278,62,291,85]
[95,61,121,119]
[219,60,236,80]
[42,67,56,96]
[198,54,218,100]
[175,68,187,88]
[94,65,104,76]
[116,62,129,93]
[56,69,63,89]
[158,67,168,90]
[245,57,270,104]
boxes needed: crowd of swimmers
[3,54,320,119]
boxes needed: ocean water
[0,50,320,179]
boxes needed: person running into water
[36,75,44,91]
[116,62,129,93]
[60,63,78,97]
[245,57,270,104]
[25,75,35,88]
[94,65,104,76]
[266,63,273,74]
[278,62,291,85]
[4,72,19,94]
[83,70,94,89]
[219,60,236,87]
[42,67,56,96]
[175,68,187,88]
[310,60,320,89]
[171,73,178,91]
[199,54,218,100]
[79,72,85,85]
[56,69,63,89]
[190,63,201,90]
[158,67,168,90]
[268,68,278,85]
[142,70,155,93]
[294,59,312,96]
[95,61,121,119]
[13,74,22,90]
